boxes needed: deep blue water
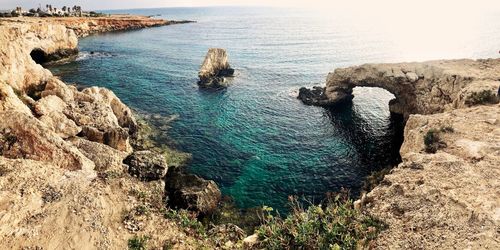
[48,7,500,212]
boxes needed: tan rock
[39,111,81,139]
[302,59,500,117]
[0,111,93,171]
[364,104,500,249]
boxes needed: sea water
[48,7,500,212]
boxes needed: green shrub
[164,209,207,237]
[255,195,385,250]
[466,90,498,106]
[128,235,149,250]
[424,129,446,153]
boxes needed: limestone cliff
[298,60,500,248]
[0,18,208,249]
[299,59,500,117]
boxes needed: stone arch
[300,59,500,118]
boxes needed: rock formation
[165,167,222,215]
[198,48,235,88]
[299,59,500,117]
[299,60,500,248]
[360,104,500,248]
[0,17,216,249]
[124,150,168,181]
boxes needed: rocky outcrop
[47,15,190,38]
[165,167,221,215]
[124,150,168,181]
[0,17,212,249]
[358,104,500,249]
[299,59,500,248]
[299,59,500,117]
[198,48,235,88]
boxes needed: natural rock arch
[299,59,500,117]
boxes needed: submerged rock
[298,86,345,106]
[124,150,168,181]
[198,48,235,88]
[165,167,221,215]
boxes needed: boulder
[39,112,81,139]
[198,48,235,88]
[124,150,168,181]
[165,167,221,215]
[297,86,341,106]
[72,138,128,172]
[208,224,246,247]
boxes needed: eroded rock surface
[357,104,500,248]
[124,150,168,181]
[299,59,500,117]
[0,17,211,249]
[198,48,235,88]
[165,167,221,215]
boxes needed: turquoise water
[48,7,500,212]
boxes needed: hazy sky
[1,0,499,11]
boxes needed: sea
[48,6,500,212]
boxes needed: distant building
[14,7,22,14]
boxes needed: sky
[1,0,500,12]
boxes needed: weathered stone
[198,48,235,88]
[0,111,93,171]
[299,59,500,117]
[39,111,81,139]
[208,224,246,247]
[165,167,221,215]
[124,150,167,181]
[72,138,127,172]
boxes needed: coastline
[0,14,499,249]
[0,15,213,249]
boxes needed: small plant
[128,235,149,250]
[134,205,150,216]
[424,129,446,153]
[255,194,386,250]
[466,90,498,106]
[162,240,175,250]
[164,209,207,237]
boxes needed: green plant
[466,90,498,106]
[128,235,149,250]
[164,209,207,237]
[134,204,150,216]
[424,129,446,153]
[162,241,175,250]
[255,195,385,250]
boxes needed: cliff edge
[298,60,500,248]
[0,17,208,249]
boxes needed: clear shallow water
[48,7,500,212]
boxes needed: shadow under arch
[325,87,405,174]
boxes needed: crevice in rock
[30,48,49,65]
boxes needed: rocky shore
[299,60,500,248]
[1,14,499,249]
[0,16,216,249]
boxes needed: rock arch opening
[30,48,48,65]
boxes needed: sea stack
[198,48,235,88]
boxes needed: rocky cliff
[0,17,210,249]
[299,59,500,117]
[298,60,500,248]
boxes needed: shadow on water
[326,101,405,192]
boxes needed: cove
[48,7,408,212]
